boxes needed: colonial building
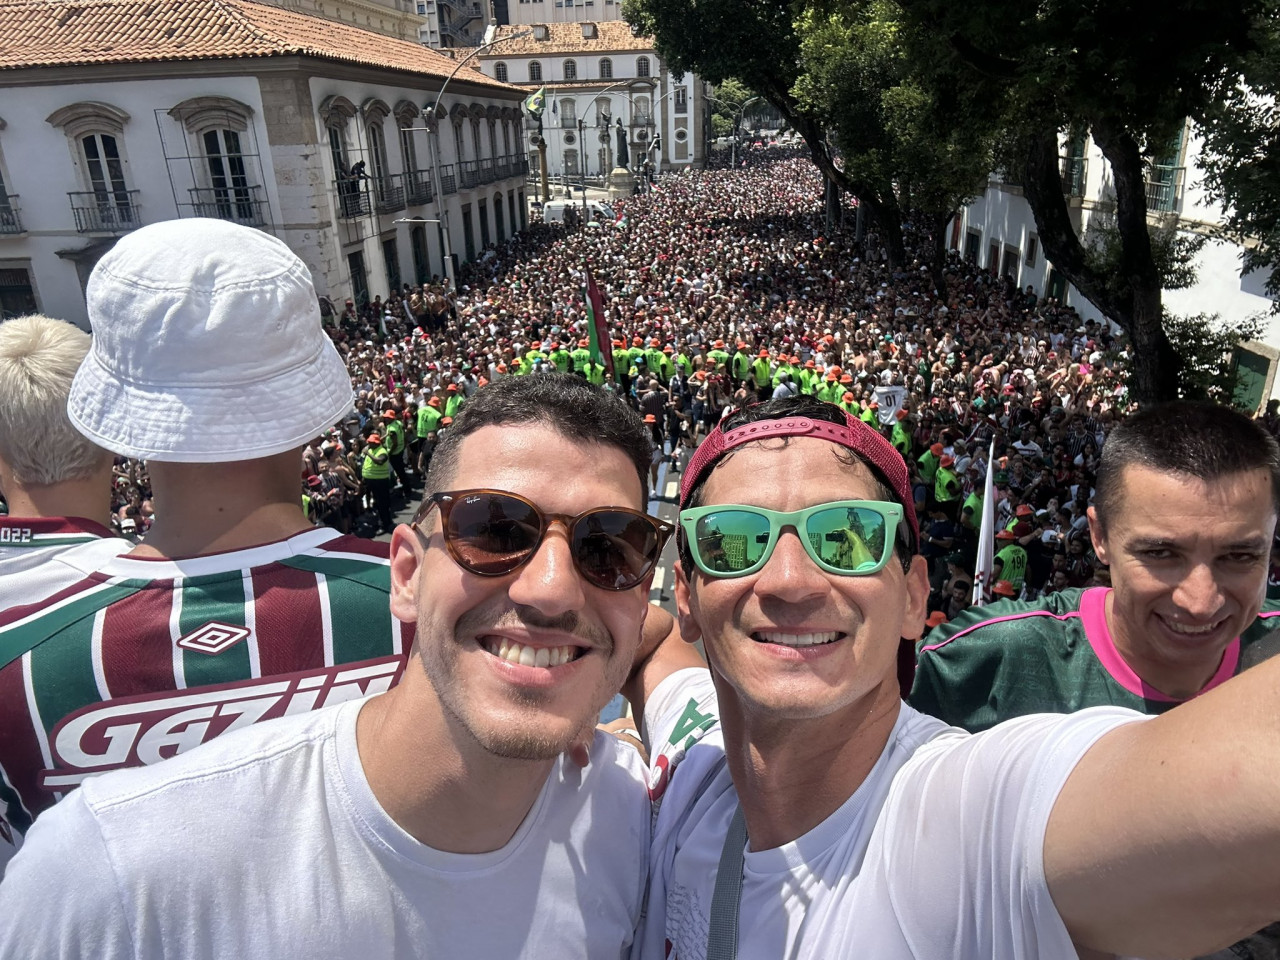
[478,21,708,183]
[953,126,1279,404]
[0,0,530,325]
[417,0,491,49]
[256,0,424,42]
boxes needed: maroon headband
[679,414,920,546]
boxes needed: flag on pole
[972,439,997,606]
[523,86,546,118]
[584,266,614,377]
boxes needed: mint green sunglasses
[679,500,903,578]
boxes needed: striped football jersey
[0,517,131,610]
[0,527,413,863]
[909,586,1280,733]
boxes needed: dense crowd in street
[267,151,1149,616]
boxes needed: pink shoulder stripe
[919,606,1083,653]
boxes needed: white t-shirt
[0,696,650,960]
[638,668,1143,960]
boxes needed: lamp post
[577,117,588,220]
[420,27,532,286]
[706,94,762,169]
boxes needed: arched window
[599,58,613,79]
[564,148,579,175]
[495,62,508,83]
[636,56,650,77]
[529,61,543,82]
[564,59,577,81]
[559,99,576,125]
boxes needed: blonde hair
[0,315,111,484]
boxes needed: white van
[541,198,615,224]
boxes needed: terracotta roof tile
[0,0,518,89]
[484,20,654,57]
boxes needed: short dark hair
[1093,400,1280,529]
[423,374,652,503]
[679,396,915,573]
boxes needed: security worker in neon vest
[890,409,913,458]
[583,359,606,386]
[993,528,1029,594]
[570,339,592,374]
[731,344,751,389]
[416,396,443,475]
[750,350,773,402]
[918,442,943,485]
[860,401,879,427]
[444,384,465,419]
[817,372,841,405]
[548,341,572,373]
[707,339,730,372]
[839,391,858,417]
[800,360,821,395]
[360,432,393,534]
[934,453,962,505]
[379,408,411,492]
[524,340,546,369]
[674,348,693,379]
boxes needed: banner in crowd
[584,267,614,377]
[972,439,996,606]
[873,385,907,425]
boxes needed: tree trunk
[1019,124,1180,403]
[926,210,951,298]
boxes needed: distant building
[258,0,424,42]
[953,125,1280,406]
[417,0,491,49]
[479,21,708,183]
[0,0,530,324]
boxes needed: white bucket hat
[68,219,353,462]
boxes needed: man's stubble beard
[417,601,626,762]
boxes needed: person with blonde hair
[0,314,128,605]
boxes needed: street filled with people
[299,152,1145,617]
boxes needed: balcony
[372,175,407,214]
[518,157,530,176]
[405,170,434,205]
[496,157,512,179]
[332,178,371,219]
[69,191,141,233]
[630,113,652,127]
[188,185,267,228]
[478,158,496,184]
[459,160,479,189]
[439,164,457,195]
[1145,164,1185,214]
[1059,156,1087,197]
[0,197,23,235]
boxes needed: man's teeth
[755,631,841,647]
[486,638,579,667]
[1165,620,1218,636]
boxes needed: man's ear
[389,525,422,625]
[1087,506,1110,565]
[672,560,703,647]
[898,555,930,642]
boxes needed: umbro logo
[176,621,252,656]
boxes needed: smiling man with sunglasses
[1,375,672,960]
[626,394,1280,960]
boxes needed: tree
[793,0,995,292]
[891,0,1270,401]
[1199,14,1280,302]
[622,0,909,263]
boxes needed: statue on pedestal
[615,117,630,169]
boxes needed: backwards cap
[680,413,919,547]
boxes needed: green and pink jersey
[909,586,1280,732]
[0,527,412,860]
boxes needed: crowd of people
[296,152,1144,617]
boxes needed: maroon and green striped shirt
[0,527,412,859]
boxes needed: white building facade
[479,21,708,184]
[0,0,530,326]
[952,125,1279,403]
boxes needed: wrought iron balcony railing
[69,190,141,233]
[0,197,22,235]
[405,169,434,205]
[188,185,267,227]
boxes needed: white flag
[873,385,906,425]
[972,439,996,606]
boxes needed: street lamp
[706,94,762,168]
[419,27,532,286]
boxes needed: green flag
[523,86,546,118]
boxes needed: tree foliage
[1164,311,1265,405]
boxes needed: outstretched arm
[1046,655,1280,957]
